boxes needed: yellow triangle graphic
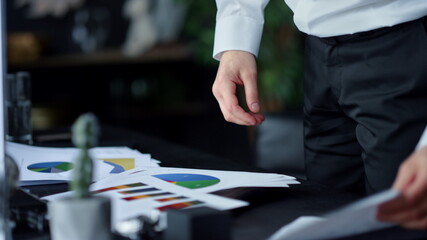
[98,158,135,171]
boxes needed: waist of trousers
[316,15,427,45]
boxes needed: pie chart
[27,162,73,173]
[153,173,220,189]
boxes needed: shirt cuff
[213,15,264,61]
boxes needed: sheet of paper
[95,167,299,193]
[269,190,399,240]
[6,142,158,185]
[43,165,297,230]
[19,160,114,186]
[43,174,249,229]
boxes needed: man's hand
[212,50,265,126]
[377,146,427,229]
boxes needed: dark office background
[6,0,305,177]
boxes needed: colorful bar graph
[119,187,159,194]
[93,183,146,194]
[155,196,187,202]
[122,192,172,201]
[157,200,204,211]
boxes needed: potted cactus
[48,113,112,240]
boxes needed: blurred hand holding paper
[269,190,399,240]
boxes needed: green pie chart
[153,173,220,189]
[27,162,73,173]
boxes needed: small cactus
[70,113,100,199]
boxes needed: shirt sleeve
[416,125,427,150]
[213,0,271,60]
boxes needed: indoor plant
[48,113,112,240]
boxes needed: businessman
[212,0,427,229]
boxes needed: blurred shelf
[9,43,192,69]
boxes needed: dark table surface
[12,125,427,240]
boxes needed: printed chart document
[269,190,399,240]
[96,167,299,193]
[6,142,158,185]
[43,166,299,229]
[43,174,249,229]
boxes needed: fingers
[215,84,265,125]
[377,146,427,230]
[392,156,417,196]
[251,111,265,123]
[404,149,427,201]
[402,217,427,229]
[217,83,264,126]
[377,191,427,229]
[216,82,260,125]
[241,70,261,113]
[405,169,427,202]
[377,195,406,217]
[393,148,427,202]
[212,50,265,126]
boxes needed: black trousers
[304,16,427,194]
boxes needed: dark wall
[7,0,128,55]
[6,0,255,165]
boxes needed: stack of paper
[6,142,159,186]
[10,141,300,226]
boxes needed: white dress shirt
[214,0,427,60]
[416,126,427,150]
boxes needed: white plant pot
[48,197,112,240]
